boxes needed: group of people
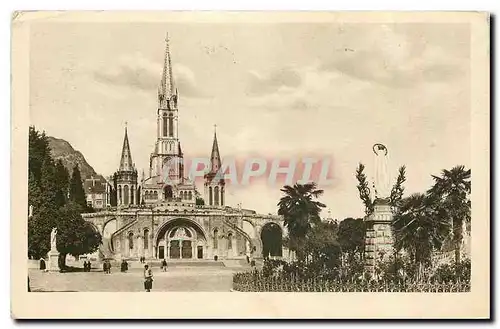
[102,259,112,274]
[139,256,146,263]
[83,260,92,272]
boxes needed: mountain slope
[47,136,105,181]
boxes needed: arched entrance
[102,219,117,252]
[261,222,283,258]
[155,218,207,260]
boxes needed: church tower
[149,34,183,185]
[204,127,225,206]
[114,125,138,207]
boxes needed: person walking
[161,259,167,272]
[144,264,153,292]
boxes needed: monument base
[364,200,394,275]
[47,249,60,272]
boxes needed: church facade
[82,37,284,261]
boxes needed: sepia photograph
[11,11,490,318]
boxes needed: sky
[29,20,471,219]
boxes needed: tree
[355,163,374,215]
[428,165,471,264]
[28,126,98,264]
[277,182,326,261]
[305,221,341,269]
[69,165,88,211]
[337,218,365,261]
[56,202,102,269]
[54,160,69,208]
[28,153,60,258]
[390,166,406,212]
[392,193,450,267]
[28,126,51,183]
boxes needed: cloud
[319,25,465,88]
[173,65,207,98]
[93,53,206,98]
[246,67,302,96]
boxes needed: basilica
[83,37,284,261]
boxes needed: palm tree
[277,182,326,261]
[428,165,471,263]
[393,193,450,267]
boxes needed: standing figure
[50,228,58,251]
[161,259,167,272]
[373,144,391,200]
[144,264,153,292]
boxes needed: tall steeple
[210,125,221,174]
[159,33,175,101]
[119,125,134,172]
[204,124,225,206]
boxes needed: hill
[47,136,105,181]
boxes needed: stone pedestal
[364,200,394,275]
[47,249,60,272]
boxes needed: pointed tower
[119,126,134,171]
[114,125,138,207]
[204,125,225,206]
[149,33,183,195]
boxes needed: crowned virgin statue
[373,144,391,200]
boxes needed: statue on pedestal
[50,227,58,251]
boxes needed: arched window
[145,191,150,200]
[168,113,174,137]
[153,191,158,199]
[163,113,168,137]
[181,191,185,199]
[123,185,129,205]
[220,187,224,206]
[214,186,219,206]
[228,232,233,249]
[128,232,134,250]
[144,229,149,250]
[118,186,122,204]
[131,186,135,205]
[209,187,213,205]
[188,191,192,200]
[213,229,218,249]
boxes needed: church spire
[119,125,134,172]
[210,125,221,173]
[159,33,175,100]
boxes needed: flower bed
[232,271,470,292]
